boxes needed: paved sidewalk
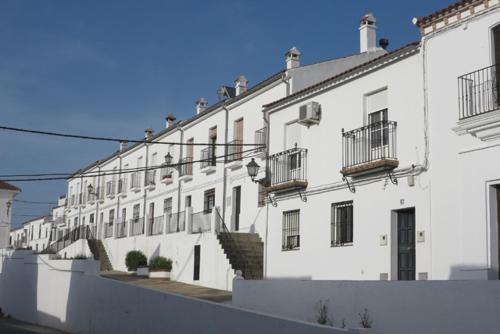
[0,318,69,334]
[100,271,232,303]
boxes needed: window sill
[331,243,353,248]
[281,247,300,252]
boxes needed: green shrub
[73,254,88,260]
[125,250,147,271]
[149,256,172,272]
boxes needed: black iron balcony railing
[180,157,193,176]
[225,139,243,163]
[341,120,398,176]
[458,64,500,119]
[201,146,216,169]
[267,146,308,191]
[145,170,156,186]
[255,127,267,153]
[130,172,141,189]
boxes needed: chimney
[144,128,154,140]
[235,75,248,95]
[195,97,208,114]
[165,113,176,128]
[359,13,377,53]
[119,140,128,151]
[285,47,301,69]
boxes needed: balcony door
[285,122,302,179]
[493,25,500,109]
[232,186,241,231]
[397,208,416,280]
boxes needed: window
[109,209,115,225]
[185,195,191,208]
[282,210,300,250]
[164,197,173,215]
[331,201,353,246]
[90,213,95,224]
[258,183,266,207]
[121,208,126,223]
[204,189,215,213]
[133,204,140,220]
[369,109,388,149]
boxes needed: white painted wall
[0,188,19,249]
[233,279,500,334]
[0,250,358,334]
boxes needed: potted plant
[148,256,172,279]
[125,250,148,276]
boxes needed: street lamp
[246,158,260,182]
[164,152,173,165]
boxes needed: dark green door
[398,209,415,280]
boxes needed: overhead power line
[0,125,264,147]
[13,199,57,205]
[1,147,259,182]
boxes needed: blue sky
[1,0,452,226]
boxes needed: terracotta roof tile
[0,180,21,192]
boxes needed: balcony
[129,217,144,236]
[455,64,500,141]
[254,127,267,159]
[145,170,156,191]
[200,146,217,174]
[267,146,308,193]
[116,220,127,238]
[103,222,114,239]
[341,120,398,177]
[117,178,127,198]
[160,166,174,185]
[130,172,142,192]
[105,181,116,199]
[179,157,193,182]
[225,139,243,170]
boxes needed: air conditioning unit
[298,102,321,126]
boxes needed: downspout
[222,104,229,227]
[116,154,122,235]
[142,143,150,236]
[264,73,290,278]
[176,125,184,231]
[95,166,101,239]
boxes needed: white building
[0,181,21,249]
[52,0,500,288]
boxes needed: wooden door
[398,208,416,280]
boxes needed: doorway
[232,186,241,231]
[193,245,200,281]
[397,208,416,280]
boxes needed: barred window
[204,189,215,213]
[331,201,353,246]
[282,210,300,250]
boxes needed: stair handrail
[46,225,95,254]
[214,208,255,279]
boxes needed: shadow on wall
[175,234,202,281]
[448,264,498,280]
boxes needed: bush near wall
[125,250,147,271]
[149,256,172,272]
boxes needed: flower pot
[149,270,171,279]
[137,266,149,277]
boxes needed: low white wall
[0,250,359,334]
[233,279,500,334]
[57,239,93,259]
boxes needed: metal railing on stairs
[214,208,257,279]
[46,225,95,253]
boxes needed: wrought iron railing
[106,181,116,197]
[268,146,307,187]
[225,139,243,163]
[149,216,164,235]
[255,127,266,152]
[130,172,141,189]
[458,64,500,119]
[341,120,397,170]
[200,146,216,169]
[160,166,173,181]
[103,222,114,238]
[117,178,127,194]
[191,211,211,234]
[180,157,193,176]
[145,170,156,186]
[129,217,144,236]
[166,212,185,233]
[116,221,127,238]
[47,225,95,253]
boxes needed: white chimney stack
[359,13,377,53]
[235,75,248,95]
[285,47,301,69]
[196,98,208,114]
[119,140,128,151]
[144,128,154,140]
[165,113,176,128]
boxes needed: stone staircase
[217,232,263,279]
[88,239,113,271]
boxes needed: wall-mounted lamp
[246,158,267,185]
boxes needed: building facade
[0,181,21,249]
[48,0,500,288]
